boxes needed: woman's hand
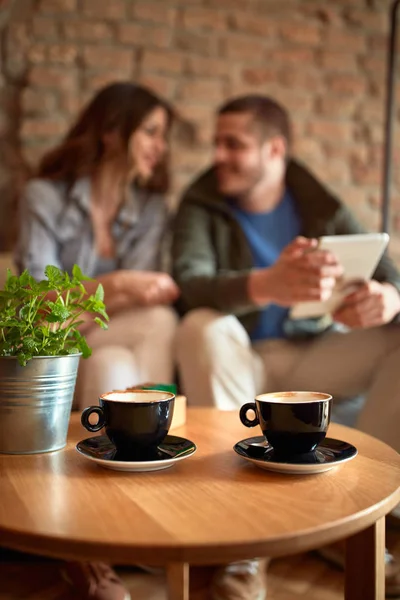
[105,270,180,308]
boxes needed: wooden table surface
[1,408,399,599]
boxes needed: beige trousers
[76,306,178,409]
[176,309,400,453]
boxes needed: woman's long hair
[37,82,173,193]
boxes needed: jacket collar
[184,159,341,235]
[68,176,145,227]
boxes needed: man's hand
[248,236,344,307]
[333,281,400,329]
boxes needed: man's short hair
[218,95,292,148]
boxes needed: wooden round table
[1,408,399,600]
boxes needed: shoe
[62,561,131,600]
[317,542,400,598]
[211,558,269,600]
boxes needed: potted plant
[0,264,109,454]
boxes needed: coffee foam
[256,391,331,404]
[101,391,173,403]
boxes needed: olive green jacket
[172,160,400,337]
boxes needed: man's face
[214,112,268,197]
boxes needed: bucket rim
[0,353,82,360]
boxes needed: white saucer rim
[238,451,357,474]
[75,435,197,468]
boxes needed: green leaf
[0,263,109,364]
[94,317,108,330]
[94,284,104,302]
[72,264,93,282]
[44,265,64,286]
[45,301,71,323]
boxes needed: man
[172,95,400,599]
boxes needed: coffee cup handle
[81,406,106,432]
[240,402,259,427]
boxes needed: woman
[16,82,179,411]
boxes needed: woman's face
[129,106,169,180]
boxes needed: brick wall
[0,0,399,259]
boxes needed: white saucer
[234,436,358,475]
[76,434,196,472]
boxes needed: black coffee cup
[81,389,175,459]
[240,391,332,456]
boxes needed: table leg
[345,517,385,600]
[166,562,189,600]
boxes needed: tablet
[290,232,390,320]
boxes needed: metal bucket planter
[0,354,80,454]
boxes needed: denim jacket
[16,177,169,279]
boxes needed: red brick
[47,44,78,65]
[340,186,372,209]
[294,138,324,162]
[370,77,386,99]
[22,89,57,115]
[82,0,126,20]
[324,29,366,53]
[362,122,383,144]
[177,79,224,103]
[344,8,386,31]
[319,159,352,185]
[269,47,314,64]
[138,74,176,99]
[280,22,322,46]
[60,93,83,116]
[227,12,276,37]
[174,102,213,144]
[32,18,58,39]
[174,31,218,56]
[142,50,184,75]
[328,74,368,95]
[185,56,227,78]
[357,101,383,123]
[83,46,133,72]
[205,0,252,8]
[241,67,278,86]
[280,68,323,90]
[84,72,132,92]
[307,120,353,144]
[29,66,77,89]
[360,56,386,74]
[318,51,358,72]
[6,22,30,48]
[221,35,266,61]
[334,0,373,6]
[130,2,177,25]
[175,102,212,125]
[352,204,380,233]
[21,118,66,138]
[23,143,52,168]
[300,4,342,26]
[369,34,388,54]
[171,148,211,172]
[317,96,359,118]
[62,21,113,42]
[181,7,226,31]
[28,43,47,64]
[117,23,170,48]
[351,159,382,186]
[39,0,76,13]
[272,89,314,114]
